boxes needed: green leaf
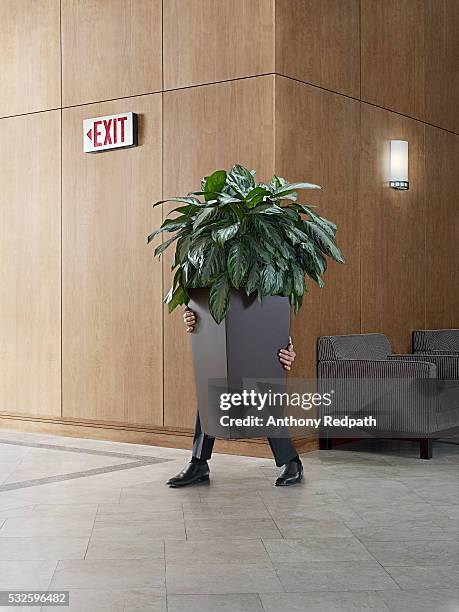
[165,285,187,313]
[147,217,188,243]
[199,248,223,284]
[169,204,199,215]
[211,222,240,246]
[301,206,337,237]
[226,164,256,196]
[187,235,212,267]
[175,234,192,265]
[227,242,249,288]
[246,186,270,208]
[260,264,277,294]
[153,234,178,256]
[153,196,202,207]
[292,264,305,296]
[251,217,291,260]
[299,242,328,276]
[273,182,322,197]
[193,206,218,230]
[250,240,272,264]
[204,170,227,202]
[245,263,259,295]
[302,221,345,262]
[247,203,277,214]
[258,205,284,215]
[209,274,230,323]
[282,273,293,297]
[269,175,282,191]
[282,225,309,246]
[161,217,191,233]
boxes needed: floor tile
[275,518,354,539]
[49,559,165,590]
[263,536,373,564]
[0,536,88,560]
[0,560,57,589]
[384,565,459,589]
[166,562,283,594]
[41,589,166,612]
[167,594,264,612]
[378,588,459,612]
[275,560,400,592]
[260,591,391,612]
[0,515,95,538]
[165,538,270,565]
[85,537,164,560]
[184,518,281,540]
[349,520,454,542]
[363,540,459,566]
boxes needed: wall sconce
[389,140,409,190]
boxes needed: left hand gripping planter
[148,164,344,438]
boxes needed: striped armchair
[317,333,458,459]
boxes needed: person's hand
[278,337,296,371]
[183,308,197,333]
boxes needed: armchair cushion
[317,334,391,362]
[412,329,459,354]
[389,353,459,380]
[318,358,436,379]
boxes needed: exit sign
[83,112,138,153]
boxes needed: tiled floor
[0,430,457,612]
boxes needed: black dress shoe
[167,462,210,488]
[275,459,303,486]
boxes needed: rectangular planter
[188,288,291,438]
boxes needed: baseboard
[0,412,318,459]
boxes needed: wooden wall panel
[0,0,60,117]
[362,0,459,133]
[163,0,274,90]
[275,76,361,378]
[360,104,426,353]
[275,0,360,98]
[425,126,459,329]
[163,76,275,429]
[62,95,163,425]
[62,0,162,107]
[424,0,459,134]
[361,0,425,122]
[0,111,61,416]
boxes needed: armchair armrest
[389,354,459,380]
[318,359,436,379]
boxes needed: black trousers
[191,410,298,467]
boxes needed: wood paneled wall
[424,127,459,329]
[0,112,61,415]
[0,1,457,455]
[62,95,163,426]
[361,0,459,133]
[163,0,274,90]
[275,0,360,98]
[61,0,162,106]
[0,0,61,117]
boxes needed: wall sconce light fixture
[389,140,409,190]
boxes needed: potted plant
[147,164,344,436]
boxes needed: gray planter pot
[188,288,291,438]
